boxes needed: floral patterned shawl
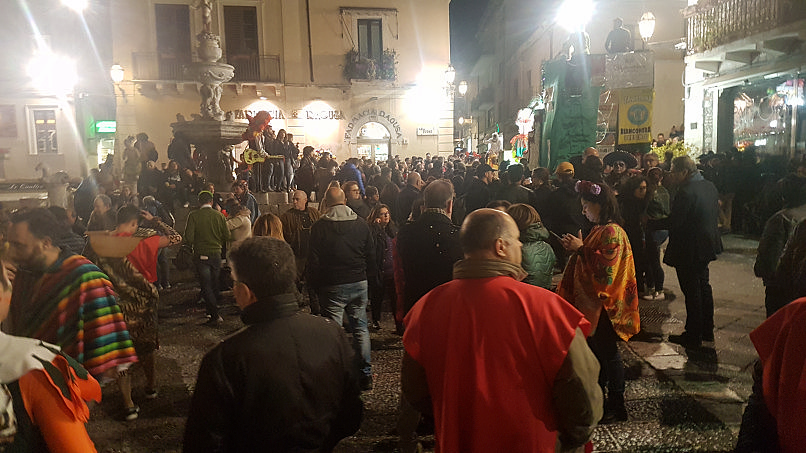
[557,223,640,341]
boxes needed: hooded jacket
[520,222,557,289]
[308,205,376,288]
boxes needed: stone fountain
[171,0,246,191]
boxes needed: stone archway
[344,109,404,153]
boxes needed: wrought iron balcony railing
[684,0,806,54]
[225,54,282,83]
[132,52,282,83]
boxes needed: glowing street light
[444,64,456,85]
[458,80,468,96]
[556,0,595,31]
[61,0,88,12]
[639,12,656,42]
[110,64,125,83]
[28,51,78,95]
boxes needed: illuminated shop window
[31,108,58,154]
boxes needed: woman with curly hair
[557,180,639,424]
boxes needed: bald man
[402,209,602,453]
[395,171,424,223]
[280,190,321,312]
[308,187,376,390]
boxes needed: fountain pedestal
[171,29,246,191]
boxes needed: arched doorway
[356,121,391,162]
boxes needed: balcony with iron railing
[684,0,806,55]
[131,52,282,83]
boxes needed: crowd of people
[0,134,804,452]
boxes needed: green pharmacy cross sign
[95,121,116,133]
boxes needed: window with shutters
[224,6,260,81]
[358,19,382,61]
[155,4,191,80]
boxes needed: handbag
[175,244,194,271]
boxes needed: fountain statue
[171,0,247,190]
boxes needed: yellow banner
[618,88,653,144]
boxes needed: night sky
[450,0,491,74]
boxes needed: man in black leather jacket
[183,237,363,453]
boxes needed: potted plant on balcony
[379,49,398,81]
[344,48,397,81]
[344,49,375,80]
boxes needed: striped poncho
[7,252,138,377]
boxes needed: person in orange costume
[0,261,102,452]
[557,180,640,424]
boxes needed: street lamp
[110,64,125,83]
[458,80,468,96]
[639,12,656,45]
[61,0,88,12]
[109,64,127,100]
[556,0,594,32]
[444,64,456,86]
[27,51,78,95]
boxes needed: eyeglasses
[614,162,626,168]
[638,185,647,190]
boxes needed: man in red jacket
[402,208,602,452]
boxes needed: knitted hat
[555,161,575,176]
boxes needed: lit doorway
[356,122,390,162]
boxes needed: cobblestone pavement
[86,234,764,452]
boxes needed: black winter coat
[396,211,463,314]
[650,172,722,267]
[183,294,363,453]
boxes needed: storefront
[729,77,804,155]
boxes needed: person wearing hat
[544,162,588,269]
[464,163,495,214]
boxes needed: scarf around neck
[453,258,528,282]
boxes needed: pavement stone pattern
[85,234,765,452]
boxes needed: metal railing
[684,0,806,54]
[224,54,282,83]
[131,52,282,83]
[132,52,187,81]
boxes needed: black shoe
[600,395,628,424]
[668,333,702,349]
[371,321,381,331]
[359,375,373,391]
[204,315,223,326]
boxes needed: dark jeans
[157,248,170,288]
[675,261,715,342]
[645,230,668,292]
[369,276,396,324]
[271,159,285,191]
[195,255,222,318]
[588,311,625,399]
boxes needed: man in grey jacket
[308,187,376,390]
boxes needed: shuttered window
[224,6,259,81]
[358,19,382,61]
[155,4,191,79]
[224,6,259,56]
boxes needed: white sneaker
[641,293,656,301]
[653,291,666,301]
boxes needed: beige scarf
[452,258,528,282]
